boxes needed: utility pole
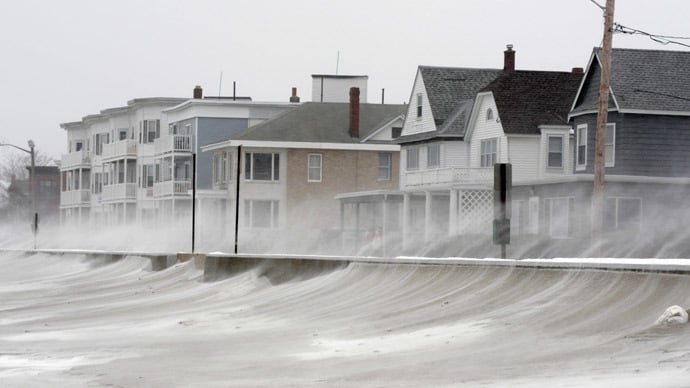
[592,0,615,243]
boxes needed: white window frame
[416,94,423,119]
[547,135,564,168]
[605,123,615,167]
[486,108,494,121]
[545,197,575,239]
[606,196,642,231]
[480,138,497,168]
[576,124,587,171]
[406,147,419,170]
[245,152,280,182]
[308,153,322,182]
[427,144,440,168]
[244,199,279,229]
[378,152,392,181]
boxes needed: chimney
[571,67,584,74]
[289,87,300,103]
[193,85,203,99]
[349,87,360,138]
[504,44,515,72]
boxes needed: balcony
[101,183,136,202]
[154,180,192,197]
[403,167,494,188]
[60,189,90,207]
[102,139,137,161]
[60,150,90,169]
[155,135,193,155]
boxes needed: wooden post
[592,0,615,242]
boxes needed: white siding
[401,69,436,136]
[468,95,506,168]
[311,75,368,103]
[507,136,540,183]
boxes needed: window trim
[606,196,642,231]
[416,94,423,119]
[546,135,564,169]
[378,152,392,181]
[480,138,497,168]
[244,199,280,229]
[576,124,587,171]
[605,123,616,168]
[427,144,440,169]
[486,108,494,121]
[244,152,280,182]
[545,196,575,239]
[307,153,322,182]
[406,147,419,170]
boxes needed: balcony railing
[60,150,91,169]
[155,135,193,155]
[403,167,494,188]
[153,180,192,197]
[101,183,136,202]
[102,139,137,161]
[60,189,90,207]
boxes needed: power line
[614,23,690,49]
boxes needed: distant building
[7,166,59,223]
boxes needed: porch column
[339,201,345,251]
[402,193,410,251]
[424,191,433,243]
[354,203,360,254]
[449,189,458,236]
[382,195,388,257]
[457,189,464,234]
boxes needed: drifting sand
[1,251,690,387]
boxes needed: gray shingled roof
[397,66,502,143]
[482,70,583,135]
[228,102,406,143]
[574,48,690,113]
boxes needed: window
[416,94,423,119]
[392,127,402,139]
[605,123,615,167]
[141,119,160,144]
[244,199,279,228]
[95,133,109,156]
[141,165,155,188]
[605,197,641,231]
[75,141,83,152]
[93,173,102,194]
[486,108,494,121]
[576,125,587,169]
[308,153,322,182]
[480,138,497,167]
[378,153,392,180]
[406,147,419,170]
[245,152,280,181]
[427,144,440,168]
[118,128,127,141]
[547,135,564,168]
[545,197,575,239]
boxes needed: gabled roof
[572,48,690,115]
[481,70,582,135]
[397,66,502,144]
[227,102,406,144]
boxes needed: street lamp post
[0,140,37,249]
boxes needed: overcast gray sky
[1,0,688,160]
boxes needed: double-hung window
[427,144,440,168]
[480,138,497,167]
[605,123,615,167]
[576,125,587,170]
[378,153,392,180]
[308,153,322,182]
[244,199,279,228]
[245,152,280,181]
[547,135,564,168]
[406,147,419,170]
[545,197,575,239]
[416,94,423,119]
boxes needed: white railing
[102,139,137,160]
[403,167,494,188]
[101,183,136,202]
[60,189,90,206]
[60,150,90,169]
[153,180,192,197]
[154,135,193,155]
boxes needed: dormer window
[486,108,494,121]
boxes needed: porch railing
[403,167,494,188]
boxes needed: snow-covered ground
[2,251,690,387]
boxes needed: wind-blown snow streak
[1,252,690,387]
